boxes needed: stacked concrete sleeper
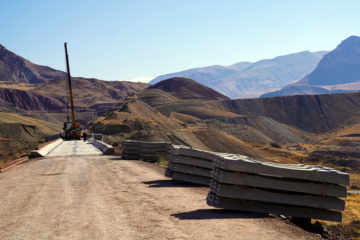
[122,140,349,222]
[122,140,172,162]
[165,145,215,186]
[207,153,349,222]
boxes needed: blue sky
[1,0,360,82]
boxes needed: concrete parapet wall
[31,138,63,157]
[89,138,114,155]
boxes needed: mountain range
[150,51,328,99]
[262,36,360,97]
[90,77,360,161]
[0,44,149,123]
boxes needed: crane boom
[63,42,82,140]
[64,42,76,126]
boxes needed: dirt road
[0,155,319,239]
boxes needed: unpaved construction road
[0,147,320,239]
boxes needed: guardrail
[0,156,29,172]
[122,140,349,222]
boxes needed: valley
[1,37,360,238]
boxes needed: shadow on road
[41,173,65,176]
[171,209,270,220]
[143,179,206,188]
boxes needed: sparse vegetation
[270,142,282,148]
[156,154,169,168]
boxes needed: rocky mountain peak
[301,35,360,86]
[337,35,360,49]
[148,77,230,101]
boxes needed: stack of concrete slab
[207,153,349,222]
[165,145,216,186]
[121,140,172,162]
[90,133,103,141]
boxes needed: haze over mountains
[262,36,360,97]
[150,51,328,99]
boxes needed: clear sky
[1,0,360,82]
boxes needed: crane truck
[63,42,82,140]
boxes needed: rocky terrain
[0,112,63,162]
[263,36,360,97]
[0,87,66,112]
[1,40,360,238]
[0,44,149,161]
[0,44,66,83]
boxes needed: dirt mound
[0,113,62,160]
[193,129,265,159]
[169,112,201,123]
[148,77,230,101]
[0,123,45,160]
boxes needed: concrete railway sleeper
[0,156,29,172]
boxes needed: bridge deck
[46,140,103,157]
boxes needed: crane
[63,42,82,140]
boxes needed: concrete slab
[211,168,347,198]
[171,145,217,160]
[209,180,345,211]
[164,168,174,178]
[46,140,103,157]
[172,172,211,186]
[168,162,211,178]
[122,154,158,161]
[31,138,63,157]
[213,154,350,185]
[123,140,172,148]
[122,149,170,155]
[124,145,171,151]
[170,155,213,169]
[89,138,114,155]
[206,192,343,222]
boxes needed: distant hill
[89,76,360,163]
[34,77,149,109]
[0,87,66,112]
[0,44,66,83]
[0,44,149,134]
[150,51,327,99]
[262,36,360,98]
[147,77,230,101]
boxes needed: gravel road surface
[0,154,320,239]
